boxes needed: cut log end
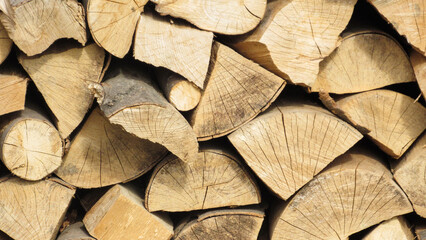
[410,50,426,99]
[57,222,95,240]
[0,73,27,117]
[362,216,414,240]
[0,23,12,64]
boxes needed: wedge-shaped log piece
[0,0,86,56]
[18,43,106,138]
[83,184,174,240]
[228,101,363,200]
[135,9,213,89]
[98,64,198,161]
[0,70,27,116]
[55,108,167,188]
[0,23,11,64]
[0,106,63,181]
[174,209,264,240]
[191,42,285,140]
[231,0,357,86]
[146,146,261,212]
[151,0,266,35]
[270,149,413,240]
[411,50,426,98]
[362,216,414,240]
[321,90,426,158]
[367,0,425,55]
[393,133,426,217]
[57,222,95,240]
[0,177,75,240]
[86,0,148,57]
[312,32,415,94]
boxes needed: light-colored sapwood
[362,216,414,240]
[228,100,363,200]
[135,9,213,89]
[312,31,415,94]
[0,177,75,240]
[18,43,106,138]
[57,222,95,240]
[367,0,425,55]
[155,69,201,111]
[411,50,426,98]
[151,0,266,35]
[97,64,198,161]
[231,0,357,86]
[145,146,261,212]
[55,107,167,188]
[0,106,63,181]
[174,209,265,240]
[0,69,27,116]
[0,22,11,64]
[269,148,413,240]
[85,0,147,58]
[190,42,286,140]
[83,184,174,240]
[0,0,87,56]
[321,89,426,159]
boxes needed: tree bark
[362,216,414,240]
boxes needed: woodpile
[0,0,424,239]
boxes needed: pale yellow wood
[135,9,213,89]
[231,0,357,86]
[0,22,11,64]
[86,0,148,58]
[145,147,261,212]
[362,216,414,240]
[151,0,266,35]
[55,107,167,188]
[312,32,415,94]
[367,0,425,55]
[411,50,426,98]
[18,43,105,138]
[83,184,174,240]
[270,148,413,240]
[0,71,27,116]
[57,222,95,240]
[0,0,87,56]
[0,177,75,240]
[228,100,363,200]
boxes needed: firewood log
[0,0,87,56]
[55,107,167,188]
[84,0,147,58]
[96,63,198,161]
[269,147,413,240]
[174,209,265,240]
[145,145,261,212]
[155,69,201,111]
[228,99,363,200]
[0,177,76,240]
[312,31,415,94]
[320,90,426,159]
[393,132,425,218]
[83,184,174,240]
[411,50,426,98]
[0,23,11,64]
[57,222,95,240]
[151,0,266,35]
[362,216,414,240]
[190,42,286,140]
[134,9,213,89]
[18,42,106,138]
[0,106,63,181]
[416,224,426,240]
[367,0,425,55]
[230,0,357,87]
[0,69,27,116]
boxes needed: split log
[312,31,415,94]
[174,209,265,240]
[362,216,414,240]
[228,99,363,200]
[55,107,167,188]
[57,222,95,240]
[145,146,261,212]
[85,0,147,58]
[0,0,87,56]
[416,224,426,240]
[151,0,266,35]
[0,106,63,181]
[393,132,425,218]
[134,9,213,89]
[96,64,198,161]
[410,50,426,98]
[230,0,357,86]
[155,69,201,111]
[269,148,413,240]
[83,184,174,240]
[0,177,75,240]
[190,42,286,140]
[0,69,27,116]
[0,23,11,64]
[367,0,425,55]
[320,89,426,159]
[18,42,106,138]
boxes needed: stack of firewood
[0,0,424,239]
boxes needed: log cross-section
[0,22,12,64]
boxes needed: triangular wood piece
[411,50,426,99]
[0,70,27,116]
[362,216,414,240]
[0,22,11,64]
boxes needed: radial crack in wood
[362,216,414,240]
[57,222,95,240]
[0,69,27,116]
[0,22,11,64]
[410,50,426,98]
